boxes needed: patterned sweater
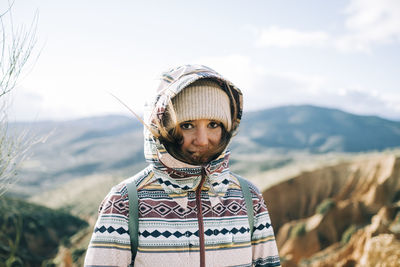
[84,65,281,266]
[84,158,280,266]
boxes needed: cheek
[180,133,192,151]
[210,129,222,145]
[180,139,189,151]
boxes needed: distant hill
[236,105,400,153]
[10,105,400,197]
[10,115,147,197]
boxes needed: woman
[84,65,280,267]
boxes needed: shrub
[341,224,357,244]
[316,198,336,215]
[317,231,331,248]
[290,222,306,238]
[0,197,88,266]
[72,248,86,263]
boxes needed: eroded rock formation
[263,154,400,266]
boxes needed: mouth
[186,151,209,162]
[188,150,208,156]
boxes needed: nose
[194,126,209,147]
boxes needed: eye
[208,121,221,129]
[180,122,194,130]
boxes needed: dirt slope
[263,153,400,266]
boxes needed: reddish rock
[263,154,400,266]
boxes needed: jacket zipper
[196,167,207,267]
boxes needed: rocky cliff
[263,153,400,266]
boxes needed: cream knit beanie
[165,79,232,131]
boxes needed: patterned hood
[142,65,243,206]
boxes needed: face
[179,119,223,164]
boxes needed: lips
[188,150,208,155]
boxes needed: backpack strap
[236,176,254,237]
[127,181,139,264]
[126,175,255,265]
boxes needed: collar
[149,143,231,210]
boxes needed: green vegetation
[72,248,87,263]
[341,224,358,244]
[290,222,306,238]
[393,190,400,203]
[279,256,291,265]
[316,198,336,215]
[317,231,331,249]
[0,196,88,266]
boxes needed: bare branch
[0,115,45,196]
[0,6,38,97]
[0,0,15,19]
[0,2,40,196]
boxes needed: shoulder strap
[127,176,254,263]
[237,176,254,237]
[127,181,139,263]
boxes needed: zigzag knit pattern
[85,166,281,266]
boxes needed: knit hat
[165,79,232,131]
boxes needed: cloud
[254,0,400,52]
[251,74,400,119]
[338,0,400,51]
[195,54,400,119]
[256,26,330,48]
[330,87,399,118]
[193,54,262,91]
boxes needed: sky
[3,0,400,121]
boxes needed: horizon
[3,1,400,122]
[10,103,400,124]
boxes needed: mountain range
[10,104,400,197]
[236,105,400,152]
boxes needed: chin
[186,155,208,165]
